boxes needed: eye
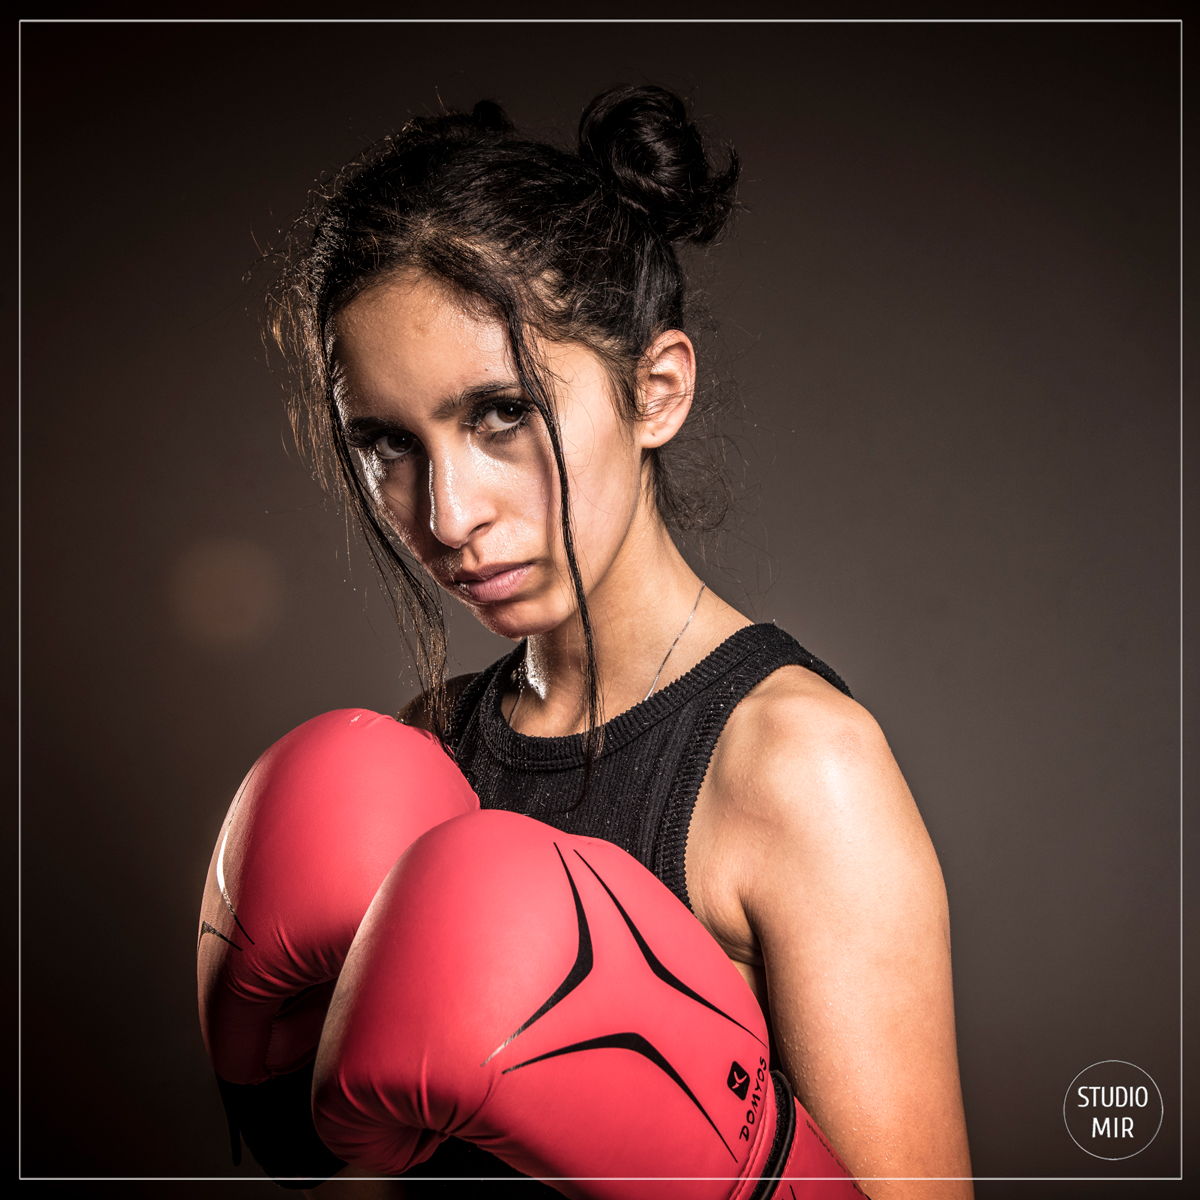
[477,401,529,434]
[373,432,415,461]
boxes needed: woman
[216,84,971,1197]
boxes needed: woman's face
[330,272,656,641]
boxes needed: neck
[511,507,749,737]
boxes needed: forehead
[330,272,511,406]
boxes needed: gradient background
[18,17,1188,1198]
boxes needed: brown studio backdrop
[19,19,1184,1195]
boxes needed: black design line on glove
[198,920,242,951]
[482,842,594,1064]
[573,848,767,1047]
[501,1030,737,1161]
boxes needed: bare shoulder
[395,673,478,732]
[707,664,905,824]
[721,664,877,757]
[692,663,942,930]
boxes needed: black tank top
[413,624,850,1191]
[448,623,851,909]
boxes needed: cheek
[362,459,432,558]
[561,423,642,548]
[364,463,427,544]
[484,443,557,556]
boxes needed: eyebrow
[430,380,524,420]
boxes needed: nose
[426,446,493,549]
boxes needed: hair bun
[578,85,739,244]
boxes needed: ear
[635,330,695,449]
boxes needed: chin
[463,597,569,643]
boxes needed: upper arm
[693,672,972,1196]
[395,674,478,732]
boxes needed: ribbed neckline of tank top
[454,623,851,771]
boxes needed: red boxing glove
[312,810,860,1198]
[196,709,478,1182]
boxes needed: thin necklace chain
[509,581,707,729]
[643,581,706,702]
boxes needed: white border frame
[15,14,1185,1187]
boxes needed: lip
[452,562,533,603]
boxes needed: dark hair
[270,84,739,792]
